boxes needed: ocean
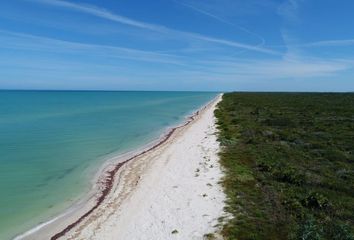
[0,91,217,239]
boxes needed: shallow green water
[0,91,216,239]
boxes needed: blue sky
[0,0,354,91]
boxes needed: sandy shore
[18,94,225,240]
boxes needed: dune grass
[215,93,354,240]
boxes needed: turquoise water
[0,91,216,239]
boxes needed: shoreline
[15,94,222,240]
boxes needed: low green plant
[215,93,354,240]
[204,233,216,240]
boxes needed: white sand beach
[19,95,225,240]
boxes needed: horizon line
[1,89,353,94]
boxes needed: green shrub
[326,222,354,240]
[301,192,330,210]
[215,93,354,239]
[272,166,305,185]
[297,216,323,240]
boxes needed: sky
[0,0,354,91]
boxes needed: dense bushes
[215,93,354,240]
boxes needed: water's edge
[13,95,220,240]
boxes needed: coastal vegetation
[215,93,354,240]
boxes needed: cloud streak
[271,39,354,49]
[196,57,352,79]
[2,29,351,81]
[29,0,278,55]
[173,0,265,46]
[303,39,354,47]
[31,0,165,31]
[4,0,353,91]
[277,0,302,23]
[0,30,187,65]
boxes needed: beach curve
[18,94,225,240]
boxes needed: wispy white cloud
[30,0,165,31]
[277,0,303,55]
[28,0,278,55]
[4,0,353,91]
[184,33,277,55]
[197,57,352,79]
[172,0,265,47]
[271,0,354,52]
[2,28,351,86]
[124,57,354,92]
[269,38,354,49]
[180,0,277,17]
[174,0,231,24]
[303,39,354,47]
[0,30,187,65]
[277,0,302,23]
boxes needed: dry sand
[19,95,225,240]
